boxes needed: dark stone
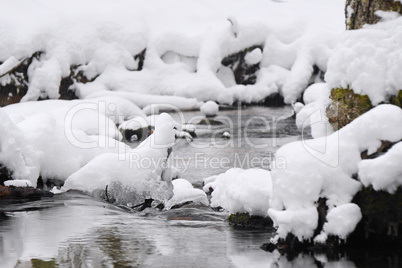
[257,93,286,107]
[221,45,263,85]
[134,49,146,71]
[197,118,225,126]
[0,164,13,186]
[348,186,402,246]
[227,212,273,230]
[0,52,42,107]
[0,185,53,204]
[120,126,151,143]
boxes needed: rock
[221,45,263,85]
[0,52,42,107]
[346,0,402,30]
[227,212,273,230]
[258,93,285,107]
[197,118,225,126]
[390,90,402,108]
[0,185,53,203]
[0,164,13,186]
[348,186,402,246]
[326,87,372,130]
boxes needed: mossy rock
[348,186,402,245]
[390,90,402,108]
[228,212,273,230]
[326,87,372,130]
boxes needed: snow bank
[203,168,272,217]
[326,15,402,105]
[0,0,345,104]
[0,97,145,186]
[165,179,208,209]
[358,142,402,193]
[316,204,362,242]
[269,105,402,242]
[62,113,176,205]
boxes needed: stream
[0,106,400,267]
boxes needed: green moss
[326,87,373,130]
[227,213,273,230]
[31,259,57,268]
[390,90,402,108]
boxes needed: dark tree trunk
[346,0,402,30]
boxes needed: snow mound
[0,98,139,186]
[203,168,272,217]
[62,113,176,206]
[165,179,208,209]
[200,101,219,117]
[269,105,402,242]
[295,83,333,138]
[326,16,402,105]
[4,180,32,187]
[358,141,402,193]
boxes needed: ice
[203,168,272,217]
[269,105,402,242]
[165,179,208,209]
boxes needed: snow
[269,105,402,242]
[165,178,208,209]
[0,56,20,77]
[244,48,263,65]
[4,179,32,187]
[0,0,345,105]
[203,168,272,217]
[326,15,402,105]
[62,113,176,205]
[0,97,143,186]
[317,203,362,241]
[295,83,332,138]
[200,101,219,117]
[359,142,402,193]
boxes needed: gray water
[0,106,399,268]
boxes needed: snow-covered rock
[326,15,402,105]
[0,0,345,105]
[203,168,272,217]
[165,179,208,209]
[200,101,219,117]
[269,104,402,242]
[62,113,177,206]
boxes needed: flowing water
[0,106,400,268]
